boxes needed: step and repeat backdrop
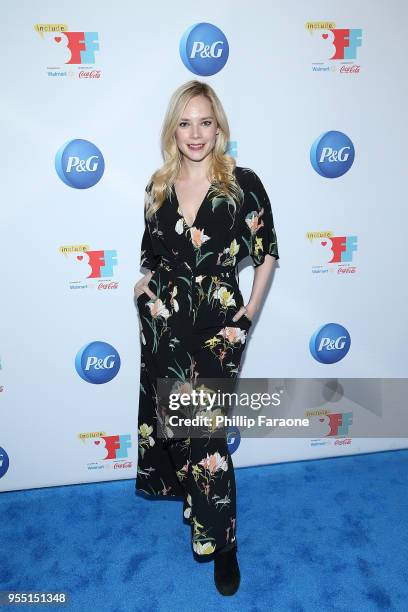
[1,1,407,491]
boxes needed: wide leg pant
[135,259,252,557]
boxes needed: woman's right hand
[134,270,157,300]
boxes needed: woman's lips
[188,144,205,150]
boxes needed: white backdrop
[1,0,407,492]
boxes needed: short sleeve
[140,182,158,271]
[242,170,279,267]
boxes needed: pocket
[136,289,150,304]
[136,271,157,304]
[228,279,251,327]
[229,309,252,330]
[241,313,253,327]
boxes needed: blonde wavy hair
[145,80,243,220]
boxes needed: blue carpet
[1,449,407,611]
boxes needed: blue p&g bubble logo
[309,323,351,364]
[0,447,10,479]
[75,341,121,383]
[179,22,229,76]
[310,131,355,178]
[226,426,241,454]
[55,139,105,188]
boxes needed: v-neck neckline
[173,181,212,229]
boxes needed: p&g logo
[310,131,355,178]
[179,22,229,75]
[0,447,10,479]
[55,138,105,188]
[309,323,351,364]
[226,426,241,454]
[75,341,121,383]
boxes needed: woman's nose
[190,124,201,138]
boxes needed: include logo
[306,22,362,73]
[179,22,229,75]
[60,245,119,290]
[306,231,358,274]
[306,409,353,436]
[75,341,121,384]
[309,323,351,364]
[55,139,105,188]
[310,131,355,178]
[35,25,101,78]
[79,431,133,470]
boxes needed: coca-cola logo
[79,70,101,79]
[114,461,132,469]
[340,65,360,73]
[334,438,352,445]
[98,281,119,290]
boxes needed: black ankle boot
[214,547,240,595]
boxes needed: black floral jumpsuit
[135,166,279,557]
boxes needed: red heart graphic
[321,241,327,246]
[54,36,61,43]
[94,440,100,445]
[322,33,328,40]
[77,255,83,261]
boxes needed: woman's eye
[179,121,212,127]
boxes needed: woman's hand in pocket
[232,304,253,323]
[134,270,157,300]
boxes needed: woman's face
[174,95,219,165]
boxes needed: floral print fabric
[140,166,279,273]
[135,166,279,556]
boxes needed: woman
[134,80,279,595]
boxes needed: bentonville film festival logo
[306,409,353,448]
[34,23,101,78]
[79,432,133,471]
[306,21,363,73]
[59,245,119,290]
[306,231,358,275]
